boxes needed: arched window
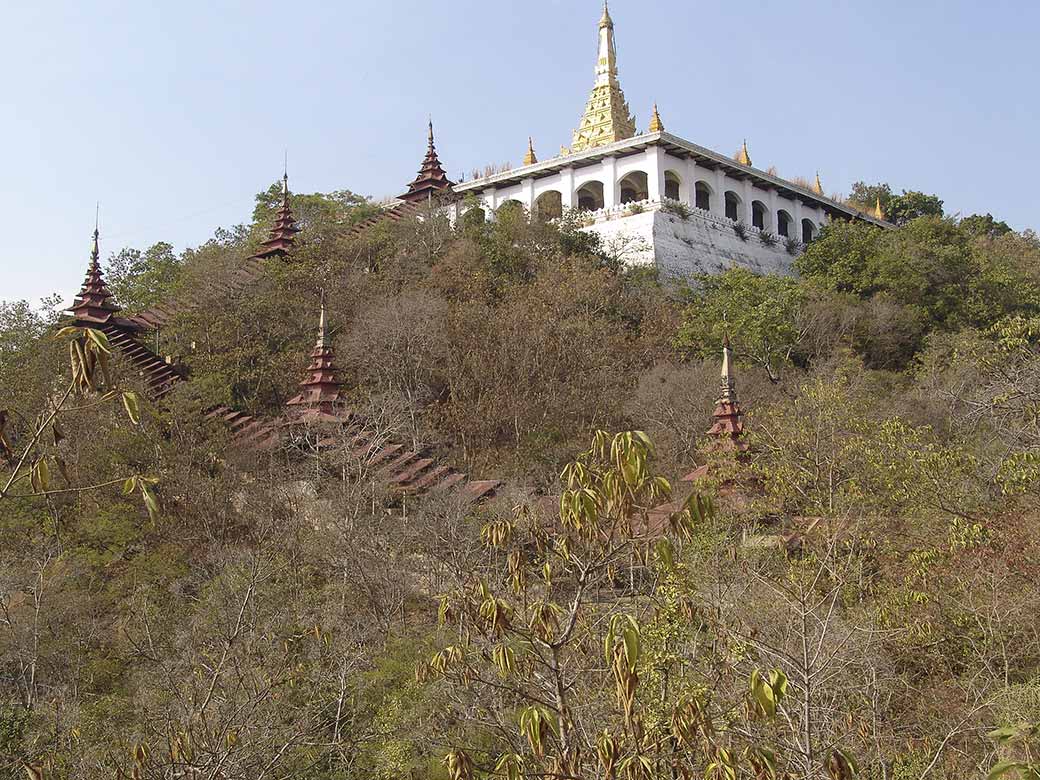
[534,190,563,221]
[801,219,816,243]
[576,181,604,211]
[777,210,792,237]
[695,181,712,211]
[664,171,681,201]
[618,171,649,204]
[752,200,768,230]
[725,191,741,222]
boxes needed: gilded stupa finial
[873,196,885,220]
[317,289,330,349]
[571,2,636,152]
[648,103,664,133]
[736,139,752,167]
[523,137,538,166]
[813,172,824,195]
[720,335,737,405]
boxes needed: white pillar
[685,158,698,206]
[742,180,754,225]
[714,169,728,218]
[645,146,664,202]
[521,178,535,212]
[560,168,575,209]
[603,156,618,208]
[767,188,779,233]
[483,189,497,219]
[794,199,804,240]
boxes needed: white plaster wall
[582,208,657,266]
[651,209,797,280]
[580,205,800,280]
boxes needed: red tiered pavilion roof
[399,120,455,204]
[69,228,121,326]
[255,173,301,260]
[286,299,346,418]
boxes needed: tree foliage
[2,178,1039,779]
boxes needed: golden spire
[719,335,737,405]
[872,196,885,220]
[736,139,752,167]
[571,2,636,152]
[523,137,538,166]
[648,103,664,133]
[813,172,824,195]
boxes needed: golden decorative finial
[648,103,664,133]
[736,139,752,167]
[813,172,824,195]
[523,137,538,166]
[559,145,570,157]
[873,196,885,220]
[317,289,330,349]
[571,1,636,152]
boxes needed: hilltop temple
[397,2,888,276]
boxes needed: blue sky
[3,0,1038,305]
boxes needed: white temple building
[401,2,889,277]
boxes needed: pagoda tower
[571,2,636,152]
[255,173,301,260]
[69,227,121,326]
[706,338,749,453]
[400,120,455,204]
[286,297,346,418]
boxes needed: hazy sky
[3,0,1038,305]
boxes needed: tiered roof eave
[254,175,302,260]
[399,122,456,204]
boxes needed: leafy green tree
[675,268,805,381]
[794,220,886,297]
[886,190,944,225]
[105,241,183,313]
[961,213,1013,239]
[847,182,943,225]
[798,217,1038,337]
[0,327,155,512]
[848,181,894,214]
[252,180,378,242]
[424,431,809,780]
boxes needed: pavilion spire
[286,293,346,418]
[523,137,538,166]
[648,103,664,133]
[400,119,455,203]
[736,140,752,167]
[872,196,885,220]
[813,172,824,195]
[570,2,636,152]
[255,168,301,260]
[69,223,121,326]
[706,337,749,452]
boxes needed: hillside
[1,184,1040,780]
